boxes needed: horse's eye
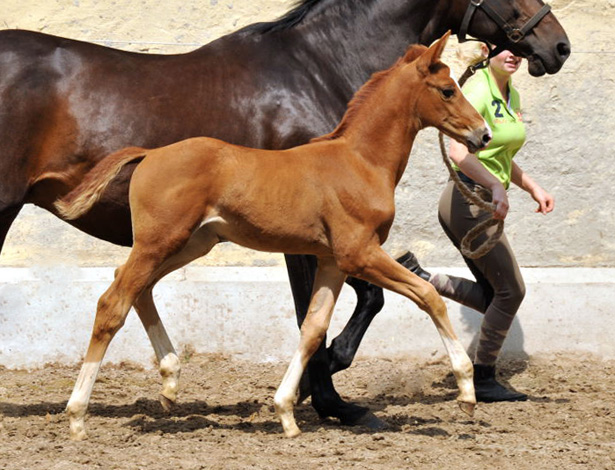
[441,88,455,99]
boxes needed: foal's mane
[240,0,326,35]
[311,44,428,143]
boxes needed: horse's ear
[416,30,451,76]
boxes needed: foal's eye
[441,88,455,100]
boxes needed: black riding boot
[473,364,528,402]
[396,251,431,281]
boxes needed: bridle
[458,0,552,48]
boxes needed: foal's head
[407,32,491,154]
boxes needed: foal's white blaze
[483,119,492,140]
[449,67,460,88]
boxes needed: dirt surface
[0,353,614,470]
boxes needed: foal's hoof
[69,428,88,441]
[159,394,175,412]
[458,401,476,417]
[283,424,302,438]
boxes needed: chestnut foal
[56,32,490,439]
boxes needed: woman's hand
[490,183,510,219]
[530,185,555,214]
[511,162,554,215]
[449,140,510,220]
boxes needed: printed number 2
[492,100,504,118]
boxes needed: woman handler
[403,45,554,402]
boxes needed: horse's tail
[55,147,147,220]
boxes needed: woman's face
[488,49,523,76]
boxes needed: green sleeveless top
[454,67,526,189]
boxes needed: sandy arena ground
[0,353,613,470]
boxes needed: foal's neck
[343,67,421,186]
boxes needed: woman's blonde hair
[456,41,489,69]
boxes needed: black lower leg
[0,204,23,254]
[327,276,384,375]
[307,341,384,428]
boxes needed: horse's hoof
[340,408,387,430]
[159,394,175,412]
[70,428,88,441]
[458,401,476,417]
[283,425,302,438]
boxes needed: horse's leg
[325,256,426,377]
[67,227,219,440]
[133,227,220,411]
[133,288,181,411]
[66,249,163,440]
[0,203,23,255]
[348,246,476,415]
[274,257,346,437]
[327,276,384,374]
[286,255,381,427]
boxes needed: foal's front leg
[274,258,346,437]
[349,246,476,415]
[132,226,221,411]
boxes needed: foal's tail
[55,147,147,220]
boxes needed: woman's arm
[511,161,555,214]
[449,139,509,219]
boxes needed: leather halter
[458,0,552,45]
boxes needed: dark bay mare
[0,0,570,426]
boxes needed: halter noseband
[458,0,552,45]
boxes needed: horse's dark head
[457,0,571,76]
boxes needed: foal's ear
[416,30,451,76]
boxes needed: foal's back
[129,136,391,256]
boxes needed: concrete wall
[1,1,614,368]
[2,266,614,369]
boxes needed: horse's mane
[311,44,428,143]
[238,0,326,35]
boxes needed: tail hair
[55,147,147,220]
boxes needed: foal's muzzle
[466,127,492,154]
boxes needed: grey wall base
[1,267,613,369]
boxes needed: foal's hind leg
[347,246,476,414]
[67,227,220,440]
[274,257,346,437]
[134,227,220,412]
[66,249,165,440]
[133,289,181,411]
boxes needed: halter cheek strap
[458,0,552,45]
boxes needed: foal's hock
[57,32,490,439]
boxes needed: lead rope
[438,59,503,259]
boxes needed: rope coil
[437,61,504,259]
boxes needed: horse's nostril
[558,41,571,59]
[482,133,491,145]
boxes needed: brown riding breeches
[433,179,526,366]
